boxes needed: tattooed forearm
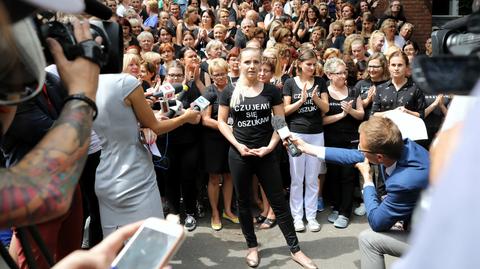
[0,100,94,228]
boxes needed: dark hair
[307,4,320,20]
[201,9,216,27]
[141,61,157,74]
[119,17,132,32]
[402,40,419,53]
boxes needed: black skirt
[202,128,230,174]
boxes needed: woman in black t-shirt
[353,52,390,120]
[201,58,238,231]
[323,57,364,229]
[218,48,316,268]
[283,49,329,233]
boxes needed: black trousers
[324,139,358,218]
[78,150,103,248]
[165,142,199,215]
[228,147,300,253]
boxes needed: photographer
[289,116,429,269]
[0,0,99,229]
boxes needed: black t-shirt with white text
[219,83,282,149]
[323,87,362,145]
[283,76,327,134]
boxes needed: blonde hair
[262,48,281,78]
[368,30,385,52]
[323,57,346,75]
[122,53,141,73]
[230,48,261,108]
[323,47,341,61]
[142,51,161,64]
[208,58,228,74]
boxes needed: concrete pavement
[172,209,398,268]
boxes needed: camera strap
[69,39,107,68]
[0,226,55,269]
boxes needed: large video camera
[34,12,123,74]
[412,7,480,95]
[0,0,121,106]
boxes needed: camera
[412,8,480,95]
[34,13,123,74]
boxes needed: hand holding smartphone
[111,217,185,269]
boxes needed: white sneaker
[354,203,366,216]
[294,220,305,232]
[307,219,321,232]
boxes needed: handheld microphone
[152,83,189,98]
[165,100,184,118]
[191,92,217,111]
[271,115,302,157]
[84,0,113,20]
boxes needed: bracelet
[64,94,98,120]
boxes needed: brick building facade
[374,0,433,52]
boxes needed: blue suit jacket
[324,139,429,232]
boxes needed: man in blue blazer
[290,116,429,269]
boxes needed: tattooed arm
[0,18,100,228]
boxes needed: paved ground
[173,209,398,268]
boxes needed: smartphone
[111,217,185,269]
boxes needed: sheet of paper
[383,110,428,141]
[149,143,161,157]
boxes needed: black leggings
[228,147,300,253]
[165,142,199,215]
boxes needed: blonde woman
[217,48,317,268]
[202,58,239,231]
[367,30,385,55]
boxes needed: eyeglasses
[358,144,375,154]
[368,65,382,69]
[211,73,227,78]
[168,73,184,78]
[332,71,347,76]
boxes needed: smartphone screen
[113,227,177,269]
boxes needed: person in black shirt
[323,57,364,229]
[217,48,316,269]
[201,59,239,231]
[353,52,389,120]
[371,51,426,118]
[283,49,329,233]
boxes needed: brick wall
[373,0,432,52]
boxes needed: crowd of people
[0,0,452,268]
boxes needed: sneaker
[184,214,197,231]
[327,210,339,223]
[354,203,366,216]
[317,197,325,212]
[294,220,306,232]
[307,219,321,232]
[333,215,349,229]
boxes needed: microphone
[153,83,189,98]
[191,91,217,111]
[84,0,113,20]
[271,115,302,157]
